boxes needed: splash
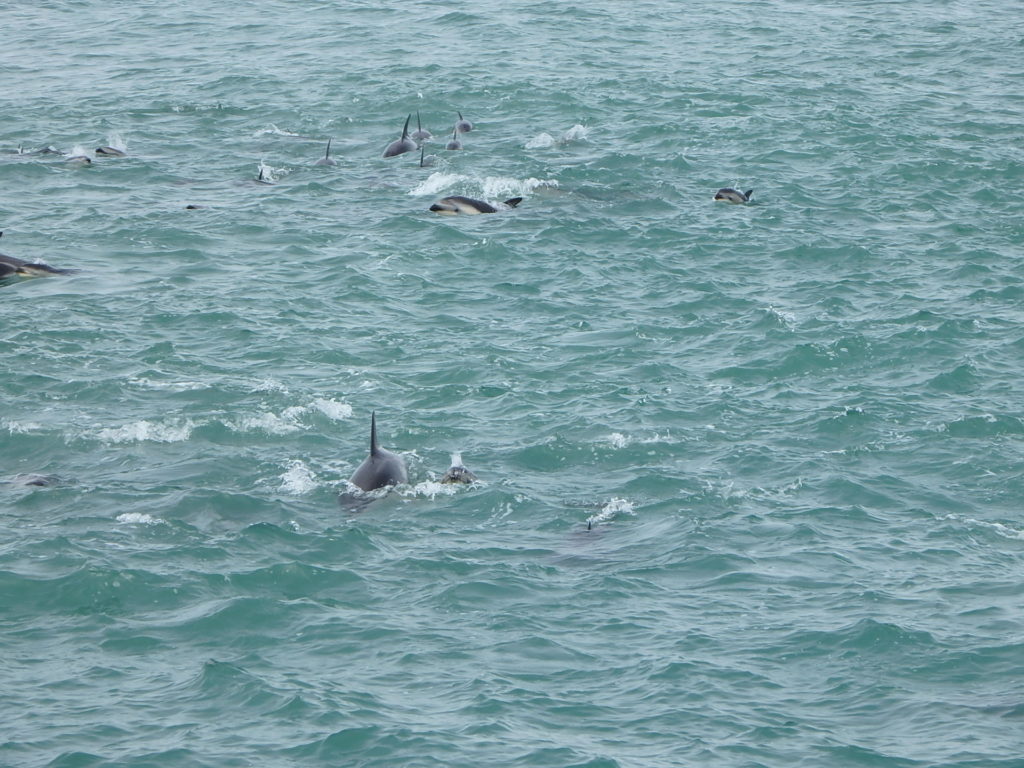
[279,460,318,495]
[116,512,160,525]
[586,497,637,528]
[311,398,353,420]
[97,419,195,443]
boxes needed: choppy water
[3,1,1024,766]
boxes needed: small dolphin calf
[314,138,337,166]
[714,187,753,204]
[440,453,477,484]
[383,114,417,158]
[348,412,408,492]
[429,195,522,215]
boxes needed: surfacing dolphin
[439,453,477,484]
[0,234,77,279]
[411,111,432,142]
[95,146,127,157]
[348,412,408,492]
[445,127,463,151]
[383,114,417,158]
[714,187,753,204]
[314,138,337,166]
[455,111,473,133]
[429,195,522,215]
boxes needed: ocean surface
[3,1,1024,766]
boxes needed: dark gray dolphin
[455,111,473,133]
[314,138,337,166]
[95,146,127,157]
[445,128,463,151]
[348,412,408,491]
[429,195,522,215]
[0,236,77,279]
[383,114,417,158]
[439,453,477,484]
[714,187,753,204]
[411,111,432,142]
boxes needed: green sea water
[2,1,1024,766]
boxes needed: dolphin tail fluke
[504,197,523,208]
[745,189,754,200]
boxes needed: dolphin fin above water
[348,412,408,492]
[383,114,417,158]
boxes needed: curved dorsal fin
[370,411,379,456]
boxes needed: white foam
[944,514,1024,540]
[409,173,558,199]
[2,419,43,434]
[525,132,556,149]
[409,171,464,196]
[231,410,303,435]
[311,398,353,420]
[586,497,637,527]
[606,433,630,449]
[279,460,318,495]
[254,124,302,137]
[561,124,588,142]
[480,175,558,199]
[116,512,160,525]
[97,419,195,443]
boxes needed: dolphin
[348,412,408,491]
[65,154,91,166]
[439,453,477,484]
[383,114,417,158]
[419,145,437,168]
[714,187,753,204]
[411,111,432,141]
[429,195,522,215]
[445,127,463,151]
[0,252,77,279]
[455,111,473,133]
[255,163,275,184]
[314,138,337,166]
[95,146,127,157]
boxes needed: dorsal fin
[745,189,754,200]
[370,411,379,456]
[401,114,411,140]
[503,197,522,208]
[417,111,423,132]
[324,138,332,159]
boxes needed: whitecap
[97,419,195,443]
[561,124,588,142]
[525,132,556,149]
[586,497,637,527]
[116,512,160,525]
[254,124,301,137]
[278,460,318,495]
[311,398,353,420]
[409,171,465,197]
